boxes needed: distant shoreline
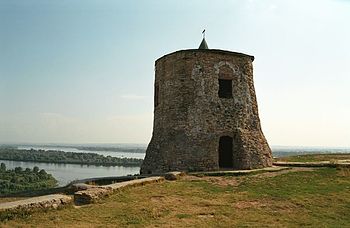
[75,146,146,153]
[2,144,147,154]
[1,144,350,159]
[0,148,143,167]
[0,157,142,167]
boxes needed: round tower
[141,40,272,174]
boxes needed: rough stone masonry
[141,42,272,174]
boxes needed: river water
[0,160,140,186]
[1,145,146,186]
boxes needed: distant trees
[0,163,6,171]
[0,148,143,167]
[0,165,57,195]
[76,146,146,153]
[33,166,39,173]
[14,167,23,173]
[39,169,47,175]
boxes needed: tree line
[0,148,143,167]
[76,146,146,153]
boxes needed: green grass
[275,153,350,162]
[1,167,350,227]
[239,168,347,198]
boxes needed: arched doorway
[218,136,233,168]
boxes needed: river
[1,145,146,186]
[0,159,141,186]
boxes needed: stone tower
[140,38,272,174]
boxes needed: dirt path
[184,167,314,186]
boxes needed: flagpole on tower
[199,29,209,49]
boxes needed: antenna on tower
[202,29,206,39]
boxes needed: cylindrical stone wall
[140,49,272,174]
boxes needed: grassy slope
[1,167,350,227]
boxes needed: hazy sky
[1,0,349,147]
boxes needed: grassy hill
[1,154,350,227]
[275,153,350,163]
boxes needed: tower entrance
[218,136,233,169]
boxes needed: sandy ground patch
[184,167,314,187]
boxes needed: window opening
[218,79,232,98]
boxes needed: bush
[33,166,39,173]
[0,166,57,195]
[0,163,6,172]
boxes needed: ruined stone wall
[141,49,272,174]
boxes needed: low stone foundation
[164,171,185,180]
[0,194,72,221]
[74,176,166,205]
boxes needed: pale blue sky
[1,0,349,146]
